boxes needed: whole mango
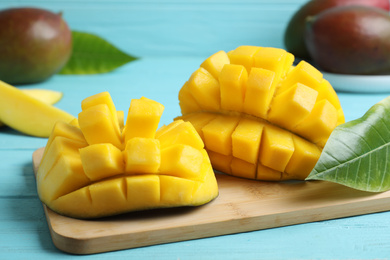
[284,0,390,60]
[305,6,390,75]
[0,8,72,85]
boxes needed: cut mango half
[177,46,345,181]
[37,92,218,219]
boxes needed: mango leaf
[306,96,390,192]
[59,31,137,75]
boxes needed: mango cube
[187,67,220,111]
[232,118,264,164]
[259,125,295,173]
[126,175,160,210]
[89,178,127,216]
[159,175,198,204]
[253,47,293,85]
[43,121,87,158]
[160,144,204,180]
[230,158,256,179]
[268,83,318,130]
[123,137,161,174]
[123,97,164,142]
[78,104,123,149]
[156,120,204,150]
[200,50,230,79]
[177,113,217,140]
[285,135,322,179]
[81,91,120,130]
[37,136,87,183]
[244,68,275,119]
[278,60,323,94]
[219,64,248,112]
[79,143,124,181]
[202,115,240,155]
[228,45,261,73]
[155,120,183,139]
[294,99,338,146]
[38,149,89,202]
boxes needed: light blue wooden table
[1,1,390,259]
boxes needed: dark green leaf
[59,31,137,75]
[306,96,390,192]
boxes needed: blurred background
[0,0,311,124]
[0,0,305,58]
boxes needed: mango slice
[0,88,63,128]
[177,46,345,181]
[0,80,74,137]
[21,88,63,105]
[37,92,218,219]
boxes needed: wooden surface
[32,147,390,254]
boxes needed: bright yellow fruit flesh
[37,92,218,219]
[177,46,345,181]
[0,88,63,128]
[0,80,74,136]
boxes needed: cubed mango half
[177,45,345,181]
[37,93,218,219]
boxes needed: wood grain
[32,147,390,255]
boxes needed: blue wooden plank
[1,195,390,260]
[0,149,39,198]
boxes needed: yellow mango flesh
[243,68,275,119]
[80,143,125,181]
[123,137,161,174]
[37,93,218,219]
[78,104,123,149]
[81,91,121,132]
[187,67,221,111]
[20,88,63,105]
[268,83,318,130]
[156,120,204,150]
[202,115,240,156]
[160,144,205,180]
[177,45,345,181]
[123,96,164,141]
[219,64,248,112]
[232,118,264,164]
[228,45,261,73]
[178,81,202,115]
[200,50,230,79]
[0,88,63,128]
[0,80,75,137]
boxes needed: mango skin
[284,0,390,60]
[305,6,390,75]
[0,8,72,85]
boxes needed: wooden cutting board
[32,147,390,255]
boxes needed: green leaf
[59,31,137,75]
[306,96,390,192]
